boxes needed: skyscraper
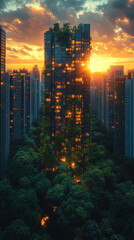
[125,71,134,159]
[0,27,9,179]
[44,23,91,142]
[90,86,97,111]
[106,66,124,133]
[5,72,10,166]
[114,75,125,155]
[94,66,126,156]
[97,74,107,126]
[30,71,38,122]
[10,70,26,143]
[22,69,31,133]
[41,70,45,107]
[32,65,40,117]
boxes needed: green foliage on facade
[47,23,80,46]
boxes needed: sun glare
[90,56,112,72]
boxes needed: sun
[90,56,111,73]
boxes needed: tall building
[94,66,126,156]
[21,69,31,133]
[32,65,40,117]
[114,76,125,155]
[90,86,97,111]
[30,72,38,122]
[97,74,107,126]
[44,23,91,141]
[41,70,45,106]
[0,27,10,179]
[10,68,41,143]
[5,72,10,165]
[125,71,134,159]
[106,66,124,133]
[10,70,26,143]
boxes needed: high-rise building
[90,86,97,111]
[41,70,45,106]
[10,70,26,143]
[10,68,40,143]
[32,65,40,117]
[30,66,42,124]
[96,74,107,126]
[44,23,91,141]
[94,66,134,158]
[5,72,10,165]
[94,66,126,156]
[30,72,38,122]
[125,71,134,159]
[114,76,125,155]
[21,69,31,133]
[0,27,10,179]
[106,66,124,133]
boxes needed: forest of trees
[0,101,134,240]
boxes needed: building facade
[44,24,91,142]
[0,27,10,179]
[22,69,31,133]
[33,65,40,117]
[114,76,125,155]
[10,71,26,143]
[5,72,10,166]
[125,72,134,159]
[106,66,124,133]
[90,86,97,111]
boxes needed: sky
[0,0,134,73]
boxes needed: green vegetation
[0,107,134,240]
[48,23,91,46]
[48,23,76,46]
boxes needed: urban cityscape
[0,0,134,239]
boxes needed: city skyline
[0,0,134,73]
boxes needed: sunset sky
[0,0,134,73]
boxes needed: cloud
[8,54,19,59]
[0,5,57,45]
[19,48,31,55]
[78,11,114,40]
[7,46,31,56]
[98,0,134,36]
[7,47,19,53]
[0,0,12,10]
[40,0,87,20]
[23,45,33,51]
[37,47,43,51]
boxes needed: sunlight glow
[90,56,112,72]
[90,56,134,73]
